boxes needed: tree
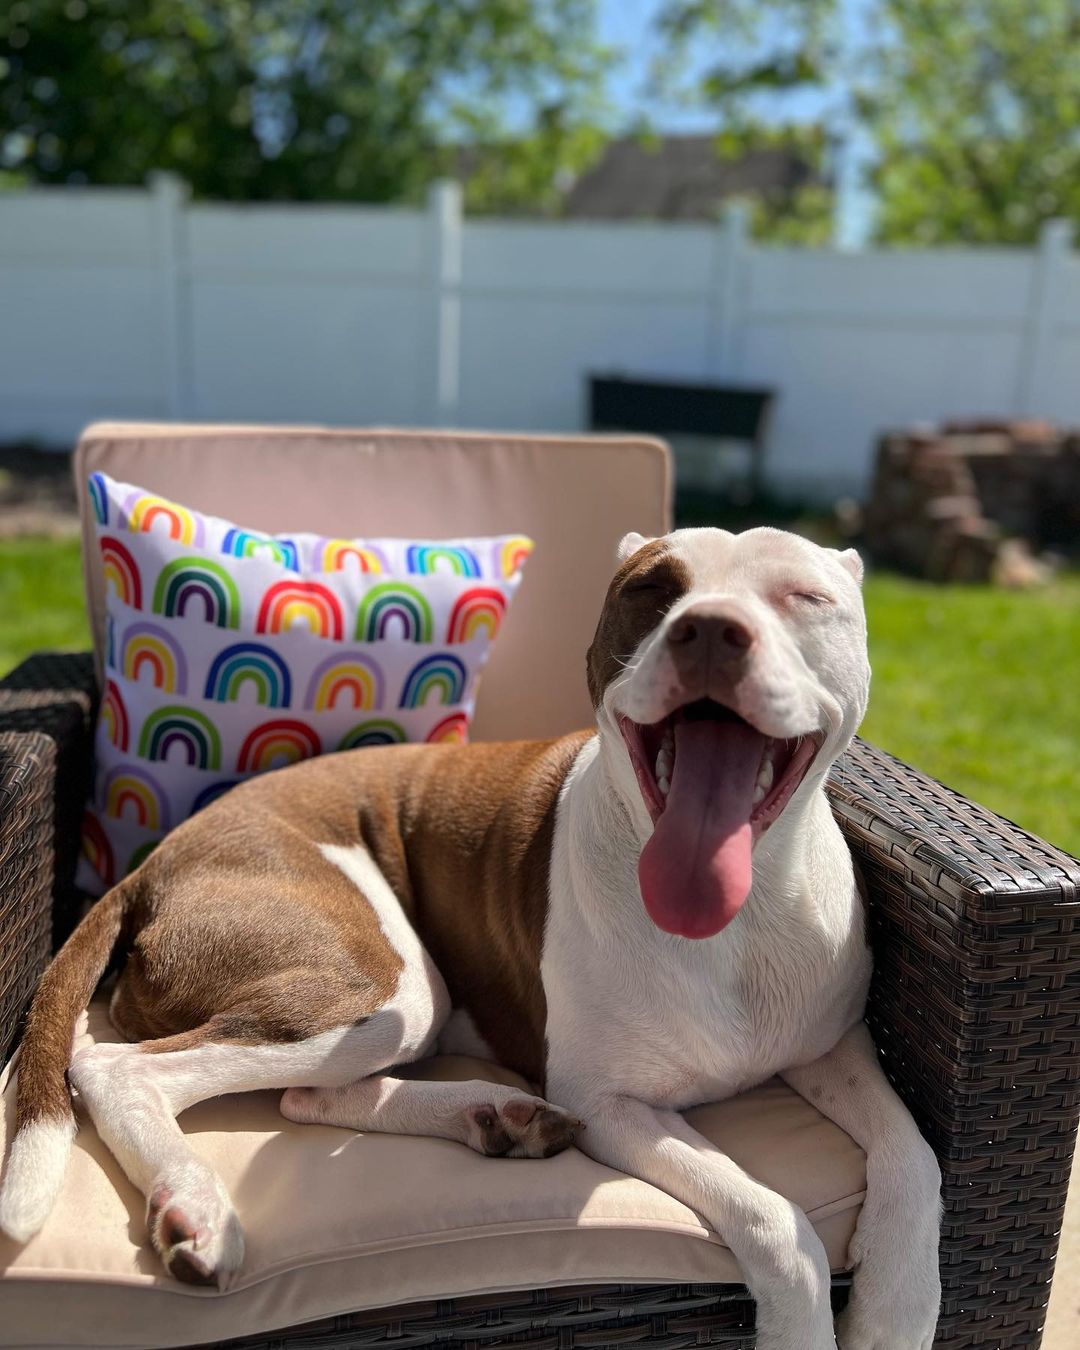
[867,0,1080,245]
[0,0,611,209]
[651,0,838,242]
[654,0,1080,246]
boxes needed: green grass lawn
[0,535,89,668]
[1,534,1076,856]
[859,570,1079,855]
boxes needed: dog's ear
[834,548,864,584]
[616,532,652,564]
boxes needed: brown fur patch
[111,814,405,1049]
[586,538,691,707]
[353,734,593,1086]
[106,732,590,1088]
[14,887,128,1132]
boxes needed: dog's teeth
[658,775,670,796]
[754,758,774,804]
[752,782,766,805]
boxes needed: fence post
[149,171,191,419]
[426,178,464,426]
[1016,217,1073,416]
[706,200,750,380]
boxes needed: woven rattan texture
[191,1284,755,1350]
[0,651,98,947]
[828,738,1080,1349]
[0,730,56,1069]
[189,1280,856,1350]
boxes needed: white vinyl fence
[2,174,1079,499]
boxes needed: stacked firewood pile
[862,420,1080,584]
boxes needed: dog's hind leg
[69,1003,433,1287]
[67,839,455,1286]
[281,1075,583,1158]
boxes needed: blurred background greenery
[5,1,1080,245]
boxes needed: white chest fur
[541,739,871,1111]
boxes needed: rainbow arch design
[338,719,406,750]
[237,719,321,772]
[204,642,292,708]
[153,557,241,629]
[100,537,143,610]
[88,473,109,525]
[426,712,470,745]
[356,583,433,643]
[446,587,508,644]
[191,780,239,814]
[221,528,300,571]
[102,764,171,832]
[318,539,387,574]
[138,706,222,769]
[304,653,384,712]
[105,615,117,671]
[256,580,344,640]
[123,490,205,546]
[120,621,188,694]
[100,679,130,751]
[81,810,115,889]
[127,841,159,874]
[496,535,534,579]
[406,544,481,577]
[399,653,468,709]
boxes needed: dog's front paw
[147,1165,244,1290]
[836,1295,936,1350]
[839,1159,941,1350]
[466,1097,584,1158]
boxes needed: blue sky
[597,0,727,131]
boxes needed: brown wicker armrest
[0,648,98,707]
[0,731,58,1069]
[0,650,98,948]
[826,737,1080,1350]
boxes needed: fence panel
[0,180,1075,497]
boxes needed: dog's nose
[666,607,756,661]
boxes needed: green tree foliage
[655,0,1080,246]
[868,0,1080,244]
[0,0,610,209]
[652,0,837,241]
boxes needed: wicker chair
[3,646,1079,1350]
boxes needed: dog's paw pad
[148,1180,244,1290]
[280,1086,323,1124]
[467,1098,583,1159]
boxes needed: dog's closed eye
[782,590,836,608]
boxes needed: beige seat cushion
[0,999,865,1349]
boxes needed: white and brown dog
[0,527,941,1350]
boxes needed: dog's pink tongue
[638,720,764,938]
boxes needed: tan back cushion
[74,424,671,741]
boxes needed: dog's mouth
[618,698,820,940]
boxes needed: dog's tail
[0,882,131,1242]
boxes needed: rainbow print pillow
[79,473,534,893]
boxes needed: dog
[0,526,941,1349]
